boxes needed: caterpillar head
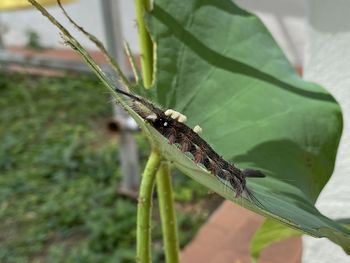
[151,116,171,129]
[242,169,265,178]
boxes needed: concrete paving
[181,201,302,263]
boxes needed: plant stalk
[156,162,180,263]
[135,0,158,262]
[136,150,162,263]
[135,0,179,262]
[135,0,153,88]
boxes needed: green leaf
[250,219,301,262]
[143,0,350,252]
[337,219,350,230]
[29,0,350,253]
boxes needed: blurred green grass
[0,72,221,263]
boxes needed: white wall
[302,0,350,262]
[0,0,138,51]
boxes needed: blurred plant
[26,30,44,50]
[0,72,209,262]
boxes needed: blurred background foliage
[0,72,221,262]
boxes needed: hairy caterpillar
[53,0,264,207]
[115,88,265,206]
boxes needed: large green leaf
[141,0,350,252]
[29,0,350,253]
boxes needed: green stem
[136,150,161,263]
[156,162,180,263]
[135,0,179,262]
[135,0,153,88]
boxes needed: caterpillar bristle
[244,187,265,209]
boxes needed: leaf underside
[143,0,350,253]
[29,0,350,254]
